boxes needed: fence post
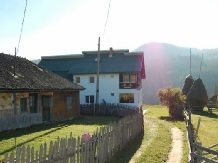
[195,142,202,163]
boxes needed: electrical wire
[102,0,112,39]
[16,0,28,55]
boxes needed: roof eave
[82,49,129,54]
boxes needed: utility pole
[14,47,16,76]
[96,37,100,104]
[199,53,203,78]
[190,48,191,75]
[14,47,17,115]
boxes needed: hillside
[135,42,218,104]
[32,43,218,104]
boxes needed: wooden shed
[0,53,85,124]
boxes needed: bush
[157,86,186,117]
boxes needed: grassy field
[1,106,217,162]
[191,108,218,152]
[109,105,218,163]
[0,116,120,160]
[109,105,189,163]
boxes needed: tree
[186,78,208,111]
[157,86,186,117]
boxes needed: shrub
[157,86,186,117]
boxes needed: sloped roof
[0,53,85,92]
[39,50,146,79]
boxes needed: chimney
[109,47,113,57]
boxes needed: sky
[1,0,218,60]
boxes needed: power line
[102,0,112,39]
[16,0,28,55]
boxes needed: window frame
[122,73,137,83]
[75,77,80,83]
[67,96,72,110]
[123,74,130,82]
[85,95,95,104]
[119,93,134,103]
[20,98,27,113]
[29,95,34,107]
[90,76,94,83]
[130,74,137,83]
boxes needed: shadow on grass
[192,110,218,119]
[0,115,120,140]
[0,127,62,155]
[107,134,144,163]
[0,115,121,156]
[159,116,184,122]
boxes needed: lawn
[1,106,216,162]
[191,108,218,152]
[109,105,218,163]
[0,116,120,160]
[108,105,189,163]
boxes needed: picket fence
[184,108,218,163]
[3,112,143,163]
[0,113,42,132]
[80,103,139,116]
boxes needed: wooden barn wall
[52,91,80,121]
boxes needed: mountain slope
[135,42,218,104]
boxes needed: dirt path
[129,111,184,163]
[167,127,184,163]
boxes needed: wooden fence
[3,112,143,163]
[184,108,218,163]
[80,103,140,116]
[0,113,42,132]
[0,109,14,117]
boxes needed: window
[29,96,34,107]
[123,74,129,82]
[20,98,27,112]
[123,74,137,83]
[76,77,80,83]
[130,74,136,82]
[67,97,72,110]
[90,76,94,83]
[85,95,94,103]
[119,93,134,103]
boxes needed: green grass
[3,106,216,162]
[108,105,189,163]
[191,108,218,152]
[0,116,120,160]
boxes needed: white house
[39,48,146,107]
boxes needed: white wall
[74,74,142,107]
